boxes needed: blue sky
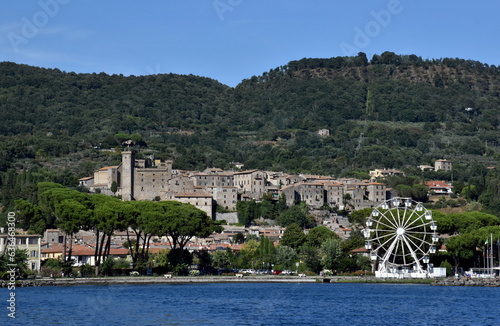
[1,0,499,87]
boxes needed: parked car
[240,269,256,274]
[272,270,282,275]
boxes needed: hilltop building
[82,150,390,218]
[369,168,404,179]
[435,159,452,172]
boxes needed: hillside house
[369,168,404,179]
[425,181,453,194]
[435,159,452,171]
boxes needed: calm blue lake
[3,282,500,325]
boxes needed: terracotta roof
[324,182,344,187]
[97,166,119,171]
[42,244,129,256]
[425,181,453,188]
[350,247,369,253]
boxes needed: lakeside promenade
[3,275,499,287]
[3,275,321,287]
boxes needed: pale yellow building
[0,233,42,272]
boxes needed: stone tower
[121,151,135,201]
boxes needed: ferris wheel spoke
[377,232,399,250]
[371,234,395,244]
[403,214,426,230]
[404,234,428,256]
[404,231,428,240]
[380,235,399,265]
[371,231,396,244]
[388,208,401,228]
[406,233,434,247]
[406,220,433,231]
[405,233,427,252]
[398,207,407,228]
[401,235,424,264]
[378,210,398,229]
[401,238,407,266]
[401,207,419,228]
[391,238,401,266]
[405,230,428,234]
[376,219,398,231]
[375,217,399,230]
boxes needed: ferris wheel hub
[396,227,405,236]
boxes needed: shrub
[189,269,200,276]
[40,266,59,278]
[79,264,95,277]
[440,261,452,276]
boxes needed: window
[30,250,38,257]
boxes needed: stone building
[89,166,119,195]
[281,180,387,211]
[233,170,267,198]
[120,151,173,201]
[281,183,325,209]
[434,159,452,172]
[324,183,345,208]
[207,186,238,210]
[366,182,386,203]
[192,172,234,188]
[172,193,214,217]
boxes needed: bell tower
[121,151,135,201]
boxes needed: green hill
[2,51,500,214]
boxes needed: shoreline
[2,275,434,287]
[431,276,500,287]
[4,275,499,287]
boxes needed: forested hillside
[2,51,500,216]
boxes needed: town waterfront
[4,283,500,325]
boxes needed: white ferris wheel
[364,197,438,278]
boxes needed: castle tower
[121,151,135,201]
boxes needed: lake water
[3,282,500,325]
